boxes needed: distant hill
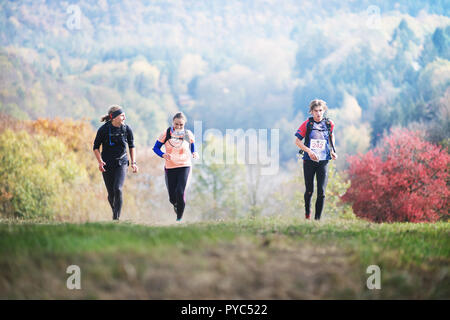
[0,0,449,159]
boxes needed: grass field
[0,216,449,299]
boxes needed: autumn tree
[342,128,449,223]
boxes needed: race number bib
[310,139,326,151]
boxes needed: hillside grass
[0,216,448,299]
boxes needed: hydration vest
[163,127,191,145]
[299,117,335,155]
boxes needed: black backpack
[107,122,128,146]
[299,117,335,155]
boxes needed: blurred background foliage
[0,0,448,222]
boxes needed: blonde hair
[100,105,122,122]
[308,99,328,114]
[173,112,187,122]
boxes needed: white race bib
[310,139,326,151]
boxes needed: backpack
[299,117,335,155]
[108,122,128,146]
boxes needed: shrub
[342,128,449,223]
[0,129,87,219]
[326,162,355,219]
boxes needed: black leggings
[303,160,329,220]
[165,166,191,220]
[102,165,127,220]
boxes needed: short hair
[308,99,328,114]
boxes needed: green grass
[0,221,238,256]
[0,217,449,299]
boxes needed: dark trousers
[165,166,191,220]
[303,160,329,220]
[102,164,127,220]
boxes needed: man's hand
[192,152,199,160]
[131,163,138,173]
[163,153,172,161]
[331,151,338,160]
[308,150,319,161]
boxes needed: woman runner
[153,112,198,221]
[93,105,138,220]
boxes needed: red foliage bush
[342,128,449,223]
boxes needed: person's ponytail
[100,114,110,122]
[100,105,122,122]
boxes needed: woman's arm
[153,140,164,158]
[93,127,106,172]
[129,147,138,173]
[188,130,199,159]
[191,142,199,159]
[153,140,171,160]
[93,149,106,172]
[125,126,138,172]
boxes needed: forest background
[0,0,448,223]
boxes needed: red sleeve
[296,120,309,139]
